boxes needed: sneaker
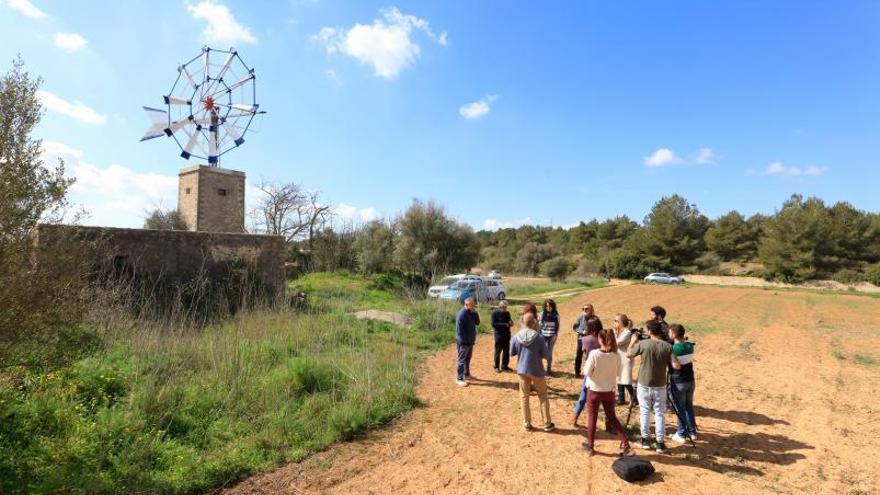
[689,433,698,441]
[655,442,668,454]
[671,432,687,444]
[639,437,651,450]
[494,368,501,374]
[524,424,534,432]
[455,379,468,387]
[581,442,595,456]
[502,366,513,372]
[542,422,556,432]
[620,446,636,457]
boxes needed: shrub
[541,256,571,282]
[831,269,865,285]
[865,264,880,287]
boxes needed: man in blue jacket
[455,297,481,387]
[510,313,555,432]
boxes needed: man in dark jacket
[455,297,481,386]
[491,300,514,373]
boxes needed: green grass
[852,354,877,366]
[505,278,607,298]
[0,273,458,494]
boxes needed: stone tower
[178,165,246,233]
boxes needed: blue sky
[2,0,878,230]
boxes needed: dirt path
[225,285,880,495]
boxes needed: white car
[426,274,482,298]
[484,279,506,301]
[644,273,684,284]
[438,278,507,303]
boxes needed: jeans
[671,380,697,435]
[518,374,551,428]
[637,384,667,441]
[456,343,473,381]
[586,390,629,448]
[493,333,510,369]
[573,336,584,375]
[545,333,558,371]
[573,382,588,418]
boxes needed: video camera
[630,328,650,341]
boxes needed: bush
[831,269,865,285]
[865,264,880,287]
[694,252,722,274]
[541,256,571,282]
[601,249,652,279]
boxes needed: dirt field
[225,284,880,495]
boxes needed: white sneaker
[670,432,687,444]
[689,433,697,441]
[455,380,468,387]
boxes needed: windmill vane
[140,46,265,167]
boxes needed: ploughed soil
[224,284,880,495]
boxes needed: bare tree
[250,180,333,248]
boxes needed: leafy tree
[514,241,559,275]
[758,195,833,282]
[541,255,571,281]
[1,56,81,368]
[353,220,396,274]
[639,195,709,269]
[826,201,872,267]
[393,199,479,277]
[705,211,759,261]
[143,207,187,230]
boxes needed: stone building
[178,165,246,233]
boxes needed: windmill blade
[203,47,210,81]
[223,122,245,146]
[180,128,201,159]
[220,73,254,94]
[164,115,195,136]
[204,51,235,96]
[163,95,191,106]
[140,106,168,141]
[216,102,258,113]
[179,64,197,89]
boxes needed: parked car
[487,270,502,279]
[427,273,481,298]
[643,272,684,284]
[440,279,491,303]
[484,278,506,301]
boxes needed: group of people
[454,298,698,458]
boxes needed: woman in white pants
[614,314,637,405]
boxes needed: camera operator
[627,320,681,453]
[650,305,671,342]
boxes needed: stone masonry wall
[178,165,245,233]
[34,224,285,296]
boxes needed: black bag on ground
[611,456,655,482]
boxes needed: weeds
[852,354,877,366]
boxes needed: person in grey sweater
[510,313,555,432]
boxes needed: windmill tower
[141,47,264,233]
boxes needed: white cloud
[312,7,447,80]
[42,142,178,227]
[644,148,683,167]
[763,161,827,177]
[482,217,532,231]
[36,90,107,125]
[187,0,257,45]
[695,147,717,164]
[459,95,499,120]
[6,0,47,19]
[335,203,379,223]
[53,32,88,53]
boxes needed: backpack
[611,456,655,482]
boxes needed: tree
[541,255,571,281]
[143,207,187,230]
[393,200,479,277]
[758,195,833,282]
[640,195,710,269]
[250,180,332,247]
[353,220,396,274]
[0,56,73,256]
[514,242,559,275]
[705,211,759,261]
[1,56,81,368]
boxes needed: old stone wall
[178,165,246,233]
[33,225,285,296]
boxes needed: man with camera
[627,320,681,453]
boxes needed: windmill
[140,46,264,166]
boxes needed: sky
[2,0,879,231]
